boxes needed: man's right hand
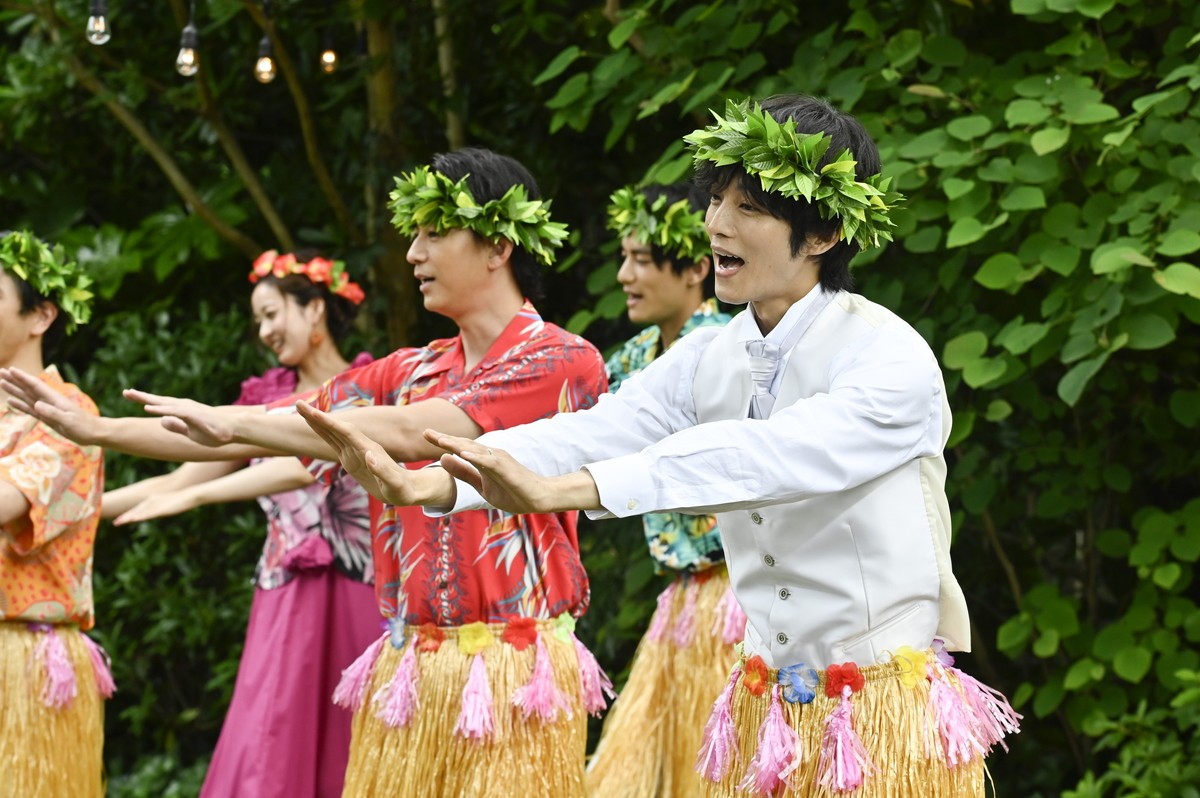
[295,401,457,509]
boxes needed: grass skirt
[698,651,1018,797]
[339,618,593,798]
[587,567,741,798]
[0,622,108,798]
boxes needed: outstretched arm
[102,461,241,519]
[131,389,483,463]
[113,457,315,526]
[0,367,276,462]
[294,402,459,508]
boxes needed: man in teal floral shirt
[588,183,737,798]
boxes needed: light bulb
[254,36,276,83]
[320,48,338,74]
[255,55,276,83]
[85,15,110,45]
[86,0,110,45]
[176,22,199,77]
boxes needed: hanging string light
[253,1,277,83]
[175,1,199,77]
[85,0,111,45]
[319,28,338,74]
[254,36,277,83]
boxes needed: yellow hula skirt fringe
[335,615,607,798]
[0,622,114,798]
[696,647,1021,798]
[587,566,744,798]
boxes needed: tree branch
[353,2,418,347]
[168,0,295,252]
[244,0,365,245]
[34,5,261,259]
[431,0,465,150]
[981,507,1024,605]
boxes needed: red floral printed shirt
[311,302,607,626]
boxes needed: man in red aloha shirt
[2,149,609,798]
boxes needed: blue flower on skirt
[778,662,818,704]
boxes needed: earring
[309,330,326,347]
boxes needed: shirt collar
[422,300,546,379]
[734,285,822,344]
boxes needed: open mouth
[713,250,745,273]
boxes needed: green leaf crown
[388,166,569,267]
[0,230,94,332]
[606,186,709,265]
[684,100,904,250]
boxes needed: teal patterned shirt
[604,299,733,573]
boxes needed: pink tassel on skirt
[574,637,615,716]
[928,669,985,767]
[455,653,495,740]
[953,667,1022,752]
[35,627,77,709]
[373,643,419,728]
[647,581,679,643]
[332,634,386,712]
[696,665,743,782]
[81,634,116,699]
[817,685,876,792]
[512,636,571,722]
[673,581,699,647]
[738,684,802,795]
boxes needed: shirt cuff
[423,478,489,517]
[582,453,655,520]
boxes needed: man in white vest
[296,95,1020,798]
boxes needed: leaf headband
[684,100,903,249]
[388,166,569,267]
[248,250,366,305]
[0,230,94,332]
[606,187,709,265]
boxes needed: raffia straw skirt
[699,652,1016,798]
[340,619,594,798]
[587,566,742,798]
[0,622,108,798]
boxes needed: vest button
[778,588,790,600]
[763,554,776,567]
[750,512,763,524]
[776,632,789,645]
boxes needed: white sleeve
[583,321,945,518]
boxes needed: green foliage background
[3,0,1199,795]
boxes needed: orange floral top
[0,367,104,629]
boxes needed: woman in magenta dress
[102,251,380,798]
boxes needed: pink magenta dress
[199,354,380,798]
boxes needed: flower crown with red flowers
[248,250,366,305]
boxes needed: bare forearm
[227,412,338,460]
[192,458,315,506]
[102,461,240,518]
[342,404,483,462]
[94,416,274,461]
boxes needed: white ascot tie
[746,340,781,419]
[743,289,839,420]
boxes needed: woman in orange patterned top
[0,230,109,798]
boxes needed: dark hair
[693,95,882,293]
[636,182,715,298]
[253,249,360,342]
[429,147,545,301]
[0,230,69,353]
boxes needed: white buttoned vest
[693,292,971,669]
